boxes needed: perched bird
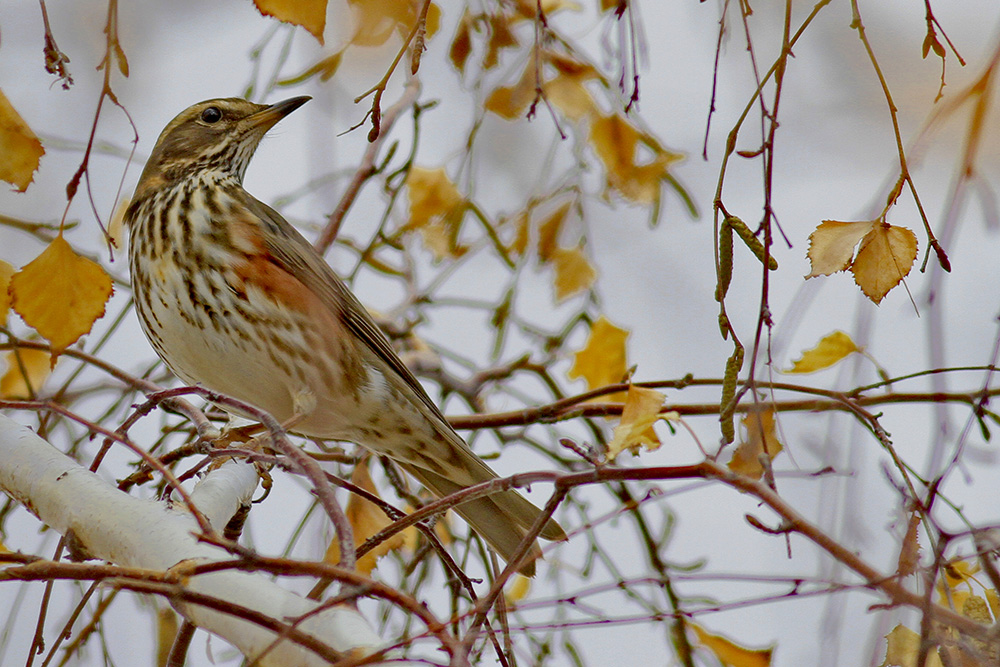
[125,97,565,575]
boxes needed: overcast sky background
[2,1,1000,665]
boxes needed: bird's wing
[236,192,456,432]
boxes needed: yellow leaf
[986,589,1000,622]
[505,574,531,604]
[551,246,596,302]
[805,219,875,278]
[509,210,530,257]
[0,90,45,192]
[851,222,918,304]
[0,259,16,322]
[253,0,327,44]
[544,73,598,121]
[485,59,537,120]
[786,331,860,374]
[537,201,570,262]
[568,316,629,399]
[546,51,602,81]
[449,10,473,74]
[349,0,438,47]
[10,236,113,359]
[405,166,464,227]
[881,625,943,667]
[691,622,773,667]
[943,560,979,587]
[728,409,783,479]
[324,460,413,575]
[607,385,666,460]
[404,167,467,260]
[589,114,680,204]
[963,595,991,624]
[0,349,52,399]
[484,13,519,70]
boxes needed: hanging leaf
[349,0,439,47]
[404,166,468,261]
[253,0,328,44]
[485,58,537,120]
[449,10,473,74]
[0,259,16,322]
[881,625,943,667]
[10,236,113,360]
[805,219,918,304]
[0,349,52,399]
[851,222,918,304]
[589,113,681,204]
[551,245,597,302]
[606,385,667,459]
[786,331,860,374]
[691,622,773,667]
[728,409,783,479]
[568,316,629,401]
[323,460,414,574]
[0,90,45,192]
[537,201,571,262]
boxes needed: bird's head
[135,96,310,192]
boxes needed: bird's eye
[200,107,222,123]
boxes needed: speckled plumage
[125,97,565,575]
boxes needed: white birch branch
[0,414,387,665]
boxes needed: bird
[124,96,566,576]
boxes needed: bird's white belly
[137,260,373,440]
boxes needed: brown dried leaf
[786,331,860,374]
[607,385,666,460]
[449,10,473,74]
[851,222,918,304]
[254,0,328,44]
[805,220,874,278]
[0,349,52,399]
[551,245,596,302]
[568,316,629,400]
[896,512,921,578]
[0,90,45,192]
[10,236,113,359]
[728,409,783,479]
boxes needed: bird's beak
[247,96,311,132]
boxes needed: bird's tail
[400,457,566,577]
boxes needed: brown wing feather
[235,192,567,547]
[237,192,453,428]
